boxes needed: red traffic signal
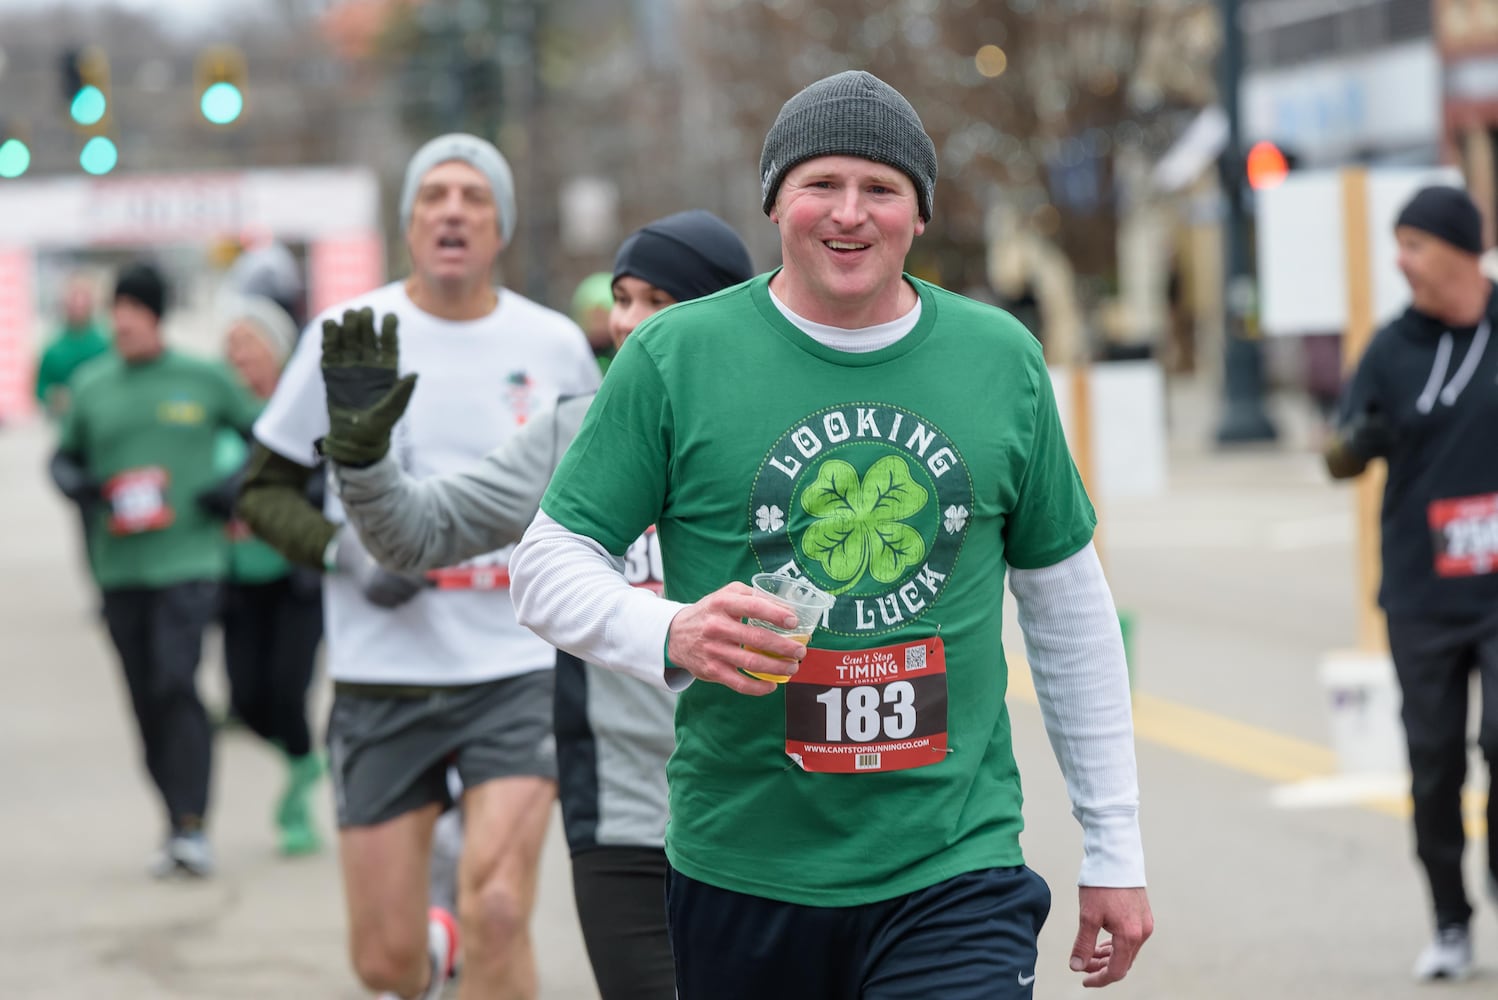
[1246,141,1290,191]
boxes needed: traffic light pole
[1214,0,1278,444]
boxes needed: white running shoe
[1412,925,1472,981]
[148,833,214,879]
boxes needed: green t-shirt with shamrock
[59,350,263,590]
[541,273,1095,907]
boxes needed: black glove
[49,450,100,506]
[196,471,244,521]
[326,525,426,609]
[1340,403,1392,461]
[319,307,417,468]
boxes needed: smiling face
[609,276,678,350]
[768,155,925,328]
[405,160,504,294]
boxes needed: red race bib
[426,564,511,590]
[103,467,173,536]
[784,637,948,774]
[1428,494,1498,578]
[425,528,665,593]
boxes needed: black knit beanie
[113,262,168,319]
[760,70,938,221]
[612,210,755,303]
[1395,186,1484,256]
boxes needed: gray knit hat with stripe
[760,71,937,221]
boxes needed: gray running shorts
[327,669,557,829]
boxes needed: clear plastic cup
[744,572,836,683]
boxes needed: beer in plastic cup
[744,572,836,683]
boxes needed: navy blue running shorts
[665,863,1051,1000]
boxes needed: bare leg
[456,776,556,1000]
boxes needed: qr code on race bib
[904,645,927,671]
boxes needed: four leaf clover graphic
[798,456,929,593]
[755,504,785,532]
[943,504,969,534]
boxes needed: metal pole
[1214,0,1277,444]
[520,0,549,305]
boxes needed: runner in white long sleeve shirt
[509,70,1151,1000]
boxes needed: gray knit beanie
[399,133,517,246]
[760,71,938,221]
[224,294,298,365]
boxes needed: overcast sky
[0,0,273,32]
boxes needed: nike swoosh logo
[1018,972,1036,986]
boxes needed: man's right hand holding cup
[666,583,809,696]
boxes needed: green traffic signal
[0,138,30,179]
[70,84,107,126]
[80,135,118,175]
[200,81,244,125]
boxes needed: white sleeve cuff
[1078,806,1147,887]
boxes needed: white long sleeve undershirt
[511,515,1145,888]
[1009,544,1145,888]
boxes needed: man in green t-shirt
[49,262,261,880]
[34,274,111,421]
[509,71,1152,998]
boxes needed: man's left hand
[1069,886,1152,987]
[319,307,416,468]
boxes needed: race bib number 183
[784,637,948,774]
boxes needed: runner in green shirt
[508,71,1153,998]
[49,262,260,880]
[34,275,111,421]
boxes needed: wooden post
[1339,168,1388,654]
[1069,361,1102,564]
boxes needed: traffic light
[60,45,111,130]
[0,119,32,179]
[1246,141,1290,191]
[79,136,119,176]
[196,45,247,126]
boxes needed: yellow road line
[1006,652,1488,837]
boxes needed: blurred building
[1240,0,1441,167]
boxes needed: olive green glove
[318,307,418,468]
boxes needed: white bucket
[1317,650,1407,776]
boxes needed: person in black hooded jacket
[1326,184,1498,982]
